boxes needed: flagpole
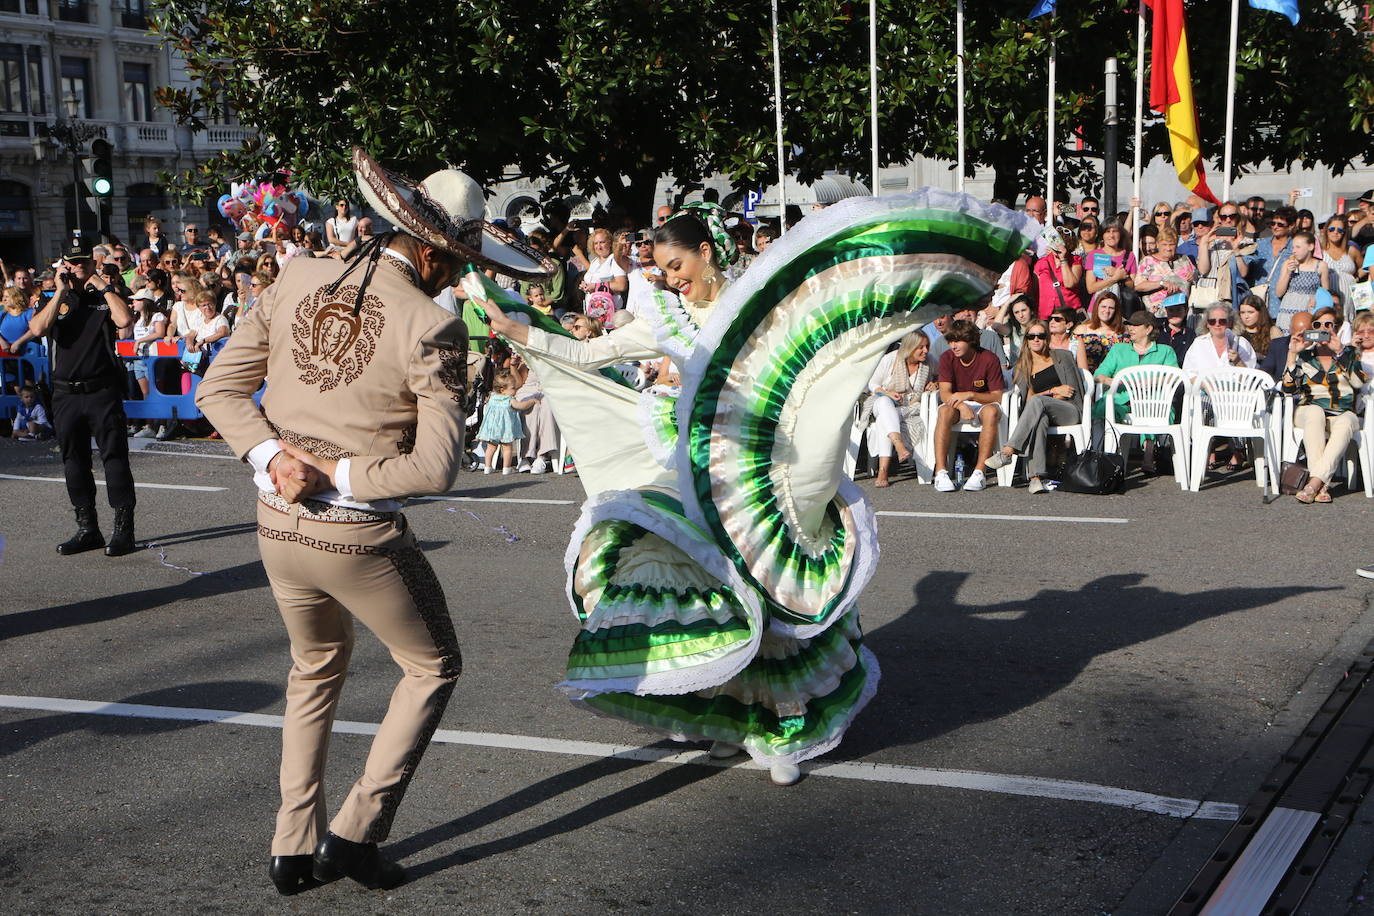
[1131,1,1145,257]
[1222,0,1239,201]
[771,0,787,235]
[870,0,880,196]
[956,0,966,192]
[1046,12,1057,218]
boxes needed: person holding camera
[1281,305,1368,503]
[27,245,138,555]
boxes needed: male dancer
[197,148,552,894]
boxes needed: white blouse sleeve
[867,352,896,393]
[523,319,661,369]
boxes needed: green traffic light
[92,177,112,196]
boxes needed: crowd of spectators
[4,185,1374,500]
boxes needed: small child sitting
[11,385,51,440]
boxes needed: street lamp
[38,90,106,245]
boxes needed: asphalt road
[3,437,1374,915]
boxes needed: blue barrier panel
[121,340,208,422]
[0,354,49,419]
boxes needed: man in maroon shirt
[933,319,1007,491]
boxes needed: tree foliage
[152,0,1374,214]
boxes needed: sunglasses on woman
[1153,210,1170,217]
[1025,332,1048,339]
[1217,212,1238,221]
[1328,226,1345,233]
[1313,320,1337,329]
[1206,318,1229,326]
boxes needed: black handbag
[1056,449,1126,495]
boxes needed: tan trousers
[1295,405,1360,484]
[256,499,461,855]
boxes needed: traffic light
[80,138,114,237]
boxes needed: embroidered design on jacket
[291,283,386,391]
[436,344,468,404]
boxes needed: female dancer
[474,194,1036,785]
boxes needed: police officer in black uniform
[28,245,138,556]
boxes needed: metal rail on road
[1171,640,1374,915]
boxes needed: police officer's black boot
[57,506,105,555]
[105,507,136,557]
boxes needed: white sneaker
[501,467,512,475]
[482,466,492,475]
[1028,478,1048,495]
[985,451,1013,471]
[517,460,532,473]
[530,457,549,474]
[133,426,157,439]
[934,469,957,492]
[964,469,987,491]
[769,762,801,786]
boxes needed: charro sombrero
[352,147,554,280]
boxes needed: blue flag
[1248,0,1299,25]
[1029,0,1056,17]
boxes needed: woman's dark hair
[145,267,169,293]
[653,213,716,265]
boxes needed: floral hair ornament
[671,201,739,267]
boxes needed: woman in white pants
[1281,306,1370,503]
[861,330,935,487]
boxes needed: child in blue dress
[476,370,526,474]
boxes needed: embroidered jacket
[196,254,469,502]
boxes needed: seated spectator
[1182,304,1256,373]
[182,291,230,358]
[1237,294,1280,370]
[570,315,603,340]
[255,253,279,282]
[861,330,935,488]
[1093,310,1181,424]
[993,293,1034,365]
[1073,292,1125,372]
[1134,228,1197,318]
[1281,307,1369,502]
[932,319,1007,493]
[1047,307,1090,370]
[513,358,560,473]
[985,320,1082,494]
[525,283,553,316]
[1159,293,1196,363]
[10,384,51,440]
[1353,311,1374,381]
[1,286,36,355]
[930,304,1008,369]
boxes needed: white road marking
[416,495,576,506]
[0,694,1236,821]
[0,473,225,492]
[876,510,1129,524]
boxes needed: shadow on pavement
[0,680,281,758]
[392,754,721,879]
[0,559,268,642]
[139,522,257,547]
[843,570,1334,756]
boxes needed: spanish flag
[1144,0,1219,204]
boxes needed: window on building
[0,44,43,115]
[123,62,152,122]
[0,1,42,14]
[59,57,91,118]
[120,0,148,30]
[56,0,88,23]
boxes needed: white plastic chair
[925,388,1014,487]
[1103,364,1192,489]
[1004,367,1096,483]
[1185,368,1279,492]
[844,395,935,483]
[1277,394,1363,490]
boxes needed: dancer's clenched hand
[279,444,338,496]
[269,449,326,503]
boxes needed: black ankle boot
[104,507,137,557]
[269,854,320,895]
[312,832,405,890]
[57,506,105,555]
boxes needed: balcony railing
[120,121,174,152]
[192,124,254,152]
